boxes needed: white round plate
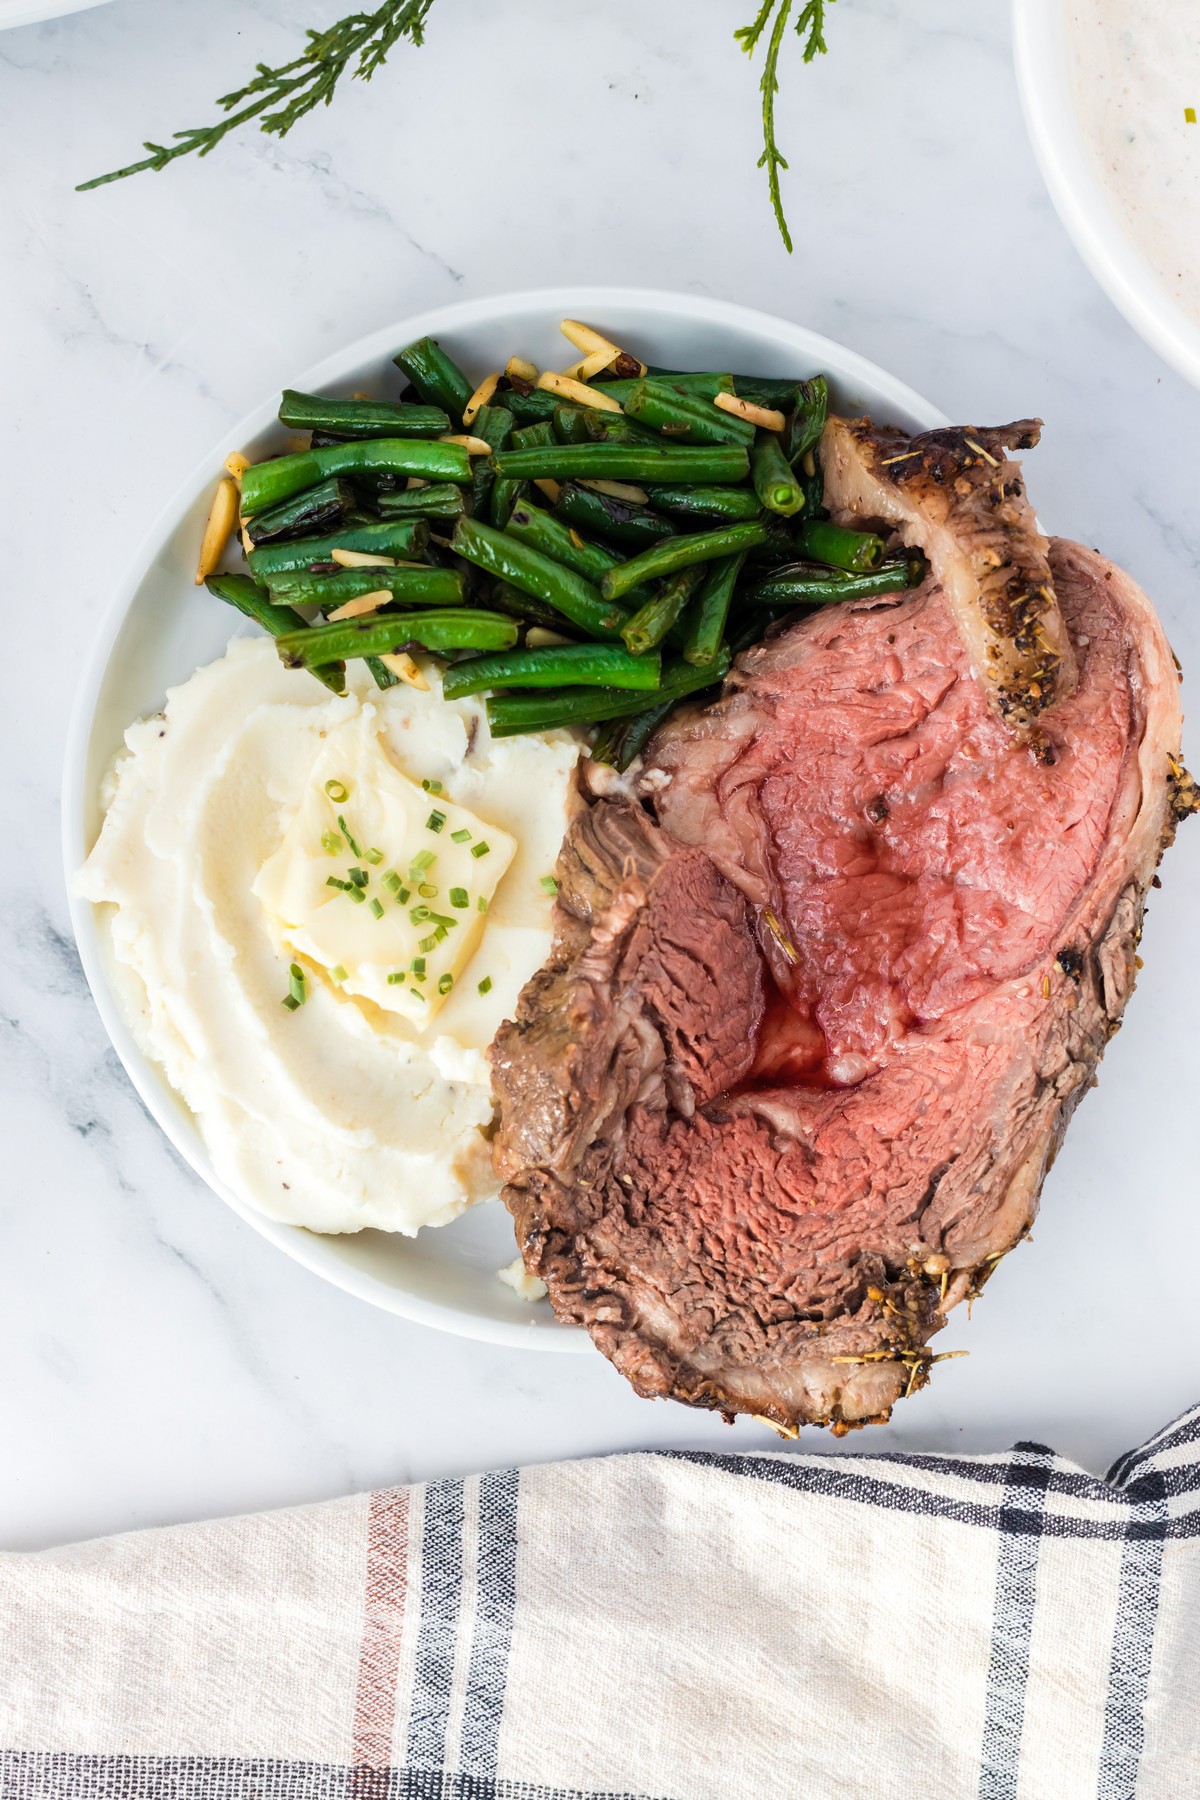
[0,0,110,27]
[1014,0,1200,391]
[63,286,947,1347]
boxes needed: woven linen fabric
[2,1410,1199,1800]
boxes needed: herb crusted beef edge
[490,539,1194,1431]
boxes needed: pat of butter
[254,711,515,1023]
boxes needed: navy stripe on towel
[1106,1403,1200,1489]
[977,1443,1053,1800]
[1097,1466,1169,1798]
[674,1445,1200,1541]
[0,1754,674,1800]
[460,1470,521,1777]
[405,1478,466,1772]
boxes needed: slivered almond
[441,433,495,455]
[326,591,390,622]
[525,626,575,648]
[240,525,254,557]
[560,319,646,377]
[380,651,429,689]
[351,390,370,401]
[533,477,562,504]
[560,318,619,358]
[714,391,787,433]
[330,548,395,568]
[749,1415,801,1440]
[561,350,622,383]
[579,478,649,503]
[535,370,622,412]
[224,451,250,484]
[463,371,500,426]
[577,345,625,381]
[506,354,537,384]
[406,476,430,490]
[195,478,239,585]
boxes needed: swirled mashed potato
[77,636,579,1234]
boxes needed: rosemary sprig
[78,0,836,253]
[77,1,435,192]
[736,0,837,253]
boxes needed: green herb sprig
[77,1,436,192]
[78,0,836,249]
[736,0,836,252]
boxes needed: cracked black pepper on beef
[491,417,1196,1432]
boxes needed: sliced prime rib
[491,426,1194,1431]
[820,416,1076,730]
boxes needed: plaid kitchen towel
[2,1409,1199,1800]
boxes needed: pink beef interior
[494,541,1187,1428]
[656,568,1135,1084]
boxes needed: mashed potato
[77,636,579,1234]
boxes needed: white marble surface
[2,0,1198,1553]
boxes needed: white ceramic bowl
[1014,0,1200,390]
[0,0,110,27]
[64,286,947,1347]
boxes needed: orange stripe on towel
[350,1486,410,1788]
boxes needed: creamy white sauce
[77,637,579,1236]
[1069,5,1200,325]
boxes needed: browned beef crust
[491,540,1192,1431]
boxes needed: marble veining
[1,0,1198,1552]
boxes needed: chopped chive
[449,886,469,908]
[426,810,446,833]
[410,904,432,924]
[477,895,488,913]
[421,778,442,793]
[326,876,353,891]
[329,964,348,983]
[419,933,437,952]
[321,830,342,855]
[411,849,436,873]
[418,882,438,898]
[338,815,363,857]
[410,986,426,1001]
[383,870,402,893]
[450,828,472,844]
[324,779,349,803]
[434,924,448,942]
[348,886,366,903]
[412,957,426,976]
[287,963,307,1007]
[365,847,384,865]
[438,973,454,995]
[370,897,385,919]
[539,875,560,895]
[387,970,407,984]
[477,975,493,995]
[348,867,368,887]
[397,885,411,903]
[470,841,490,859]
[281,994,301,1011]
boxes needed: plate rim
[61,283,949,1348]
